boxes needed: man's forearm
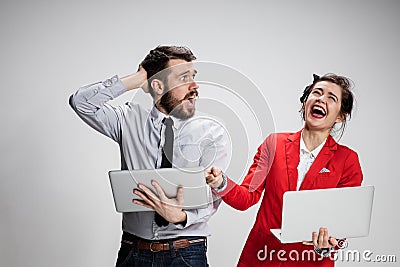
[121,67,148,91]
[69,75,127,141]
[70,76,125,114]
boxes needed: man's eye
[180,76,187,81]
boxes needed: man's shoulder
[180,114,226,133]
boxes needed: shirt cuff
[174,210,192,229]
[85,75,126,108]
[103,75,126,98]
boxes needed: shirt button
[103,79,112,87]
[154,232,159,237]
[94,89,98,93]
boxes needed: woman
[206,74,363,266]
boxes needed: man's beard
[158,88,198,119]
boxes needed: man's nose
[190,80,199,90]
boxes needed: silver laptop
[270,186,375,243]
[109,167,210,212]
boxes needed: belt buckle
[149,242,161,252]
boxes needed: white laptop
[270,186,375,243]
[108,167,210,212]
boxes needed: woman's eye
[180,76,187,81]
[312,90,321,95]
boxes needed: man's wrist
[174,211,187,226]
[121,72,145,91]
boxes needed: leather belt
[122,238,206,252]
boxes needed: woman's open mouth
[311,105,326,119]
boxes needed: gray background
[1,0,399,266]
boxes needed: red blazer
[219,131,363,267]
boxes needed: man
[69,46,229,266]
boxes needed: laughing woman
[206,74,363,266]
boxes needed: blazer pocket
[317,172,335,178]
[315,172,340,188]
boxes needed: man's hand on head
[121,65,149,92]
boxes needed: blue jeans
[116,236,209,267]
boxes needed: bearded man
[69,46,229,267]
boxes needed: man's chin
[171,107,195,120]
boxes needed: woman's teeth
[312,106,326,116]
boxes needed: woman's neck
[302,128,330,152]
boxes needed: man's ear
[151,79,164,96]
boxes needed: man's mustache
[176,90,199,105]
[183,90,199,100]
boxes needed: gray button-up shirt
[69,76,230,240]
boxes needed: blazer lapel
[285,131,301,191]
[299,135,338,190]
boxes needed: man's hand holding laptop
[133,180,187,224]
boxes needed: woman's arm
[206,135,274,211]
[337,150,363,187]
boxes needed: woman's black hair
[299,73,354,139]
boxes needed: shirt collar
[300,131,327,158]
[149,106,184,130]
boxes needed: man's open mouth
[184,91,198,104]
[187,96,195,104]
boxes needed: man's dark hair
[140,46,196,96]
